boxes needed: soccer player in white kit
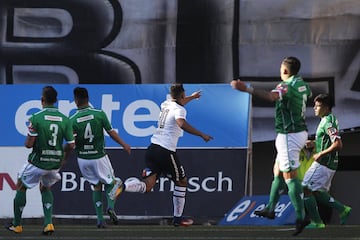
[124,83,213,226]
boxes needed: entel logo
[226,199,292,222]
[15,96,160,138]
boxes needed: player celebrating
[123,83,213,226]
[70,87,131,228]
[302,94,352,228]
[231,56,312,236]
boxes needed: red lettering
[0,173,17,190]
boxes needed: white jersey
[151,99,186,152]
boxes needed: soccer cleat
[292,217,311,236]
[107,208,119,225]
[108,178,124,201]
[305,221,326,229]
[97,221,106,229]
[42,223,54,235]
[254,208,275,219]
[6,224,23,233]
[173,217,194,227]
[340,206,352,225]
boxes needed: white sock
[173,186,186,217]
[124,181,146,193]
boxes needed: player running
[70,87,131,228]
[6,86,75,235]
[123,83,213,226]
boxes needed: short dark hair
[74,87,89,105]
[170,83,185,99]
[42,86,57,104]
[314,93,334,110]
[282,56,301,75]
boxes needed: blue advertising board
[218,195,296,226]
[0,84,250,148]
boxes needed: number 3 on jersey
[48,123,59,146]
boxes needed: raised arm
[230,79,279,102]
[182,90,202,105]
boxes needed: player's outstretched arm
[176,118,213,142]
[230,79,278,102]
[183,90,202,105]
[108,130,131,155]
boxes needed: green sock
[286,178,304,220]
[315,191,345,213]
[41,190,54,225]
[304,194,323,223]
[267,176,286,211]
[13,190,26,226]
[92,190,104,222]
[105,183,115,210]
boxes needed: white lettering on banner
[61,172,77,191]
[187,172,232,192]
[61,172,90,192]
[15,100,76,136]
[58,100,76,117]
[15,100,41,136]
[123,100,160,137]
[14,97,160,138]
[226,200,251,222]
[158,177,171,191]
[60,171,233,193]
[274,202,292,217]
[250,202,291,218]
[101,94,120,133]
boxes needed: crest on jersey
[276,83,288,94]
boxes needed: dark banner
[53,148,247,218]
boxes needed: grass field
[2,224,360,240]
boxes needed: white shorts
[18,162,61,189]
[275,131,308,172]
[77,155,115,185]
[302,161,335,192]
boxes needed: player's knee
[92,183,102,191]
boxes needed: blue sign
[218,195,296,226]
[0,84,250,148]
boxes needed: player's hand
[201,133,213,142]
[313,152,321,161]
[230,79,247,92]
[123,143,131,155]
[191,90,202,100]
